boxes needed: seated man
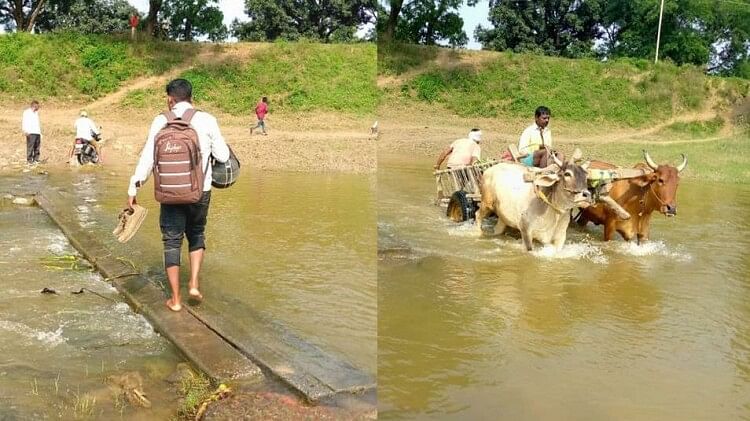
[519,106,553,167]
[71,110,102,161]
[434,128,482,170]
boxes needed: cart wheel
[447,191,476,222]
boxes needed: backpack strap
[180,108,197,123]
[162,110,177,122]
[161,109,197,123]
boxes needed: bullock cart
[434,160,498,222]
[434,158,650,222]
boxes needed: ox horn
[552,151,563,167]
[643,150,658,170]
[676,154,687,173]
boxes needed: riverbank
[0,103,375,174]
[376,101,750,183]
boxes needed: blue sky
[460,0,491,50]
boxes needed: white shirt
[518,123,552,155]
[128,101,230,197]
[22,108,41,135]
[446,137,481,168]
[74,117,99,140]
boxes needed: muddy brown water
[0,183,181,419]
[378,154,750,420]
[0,165,375,417]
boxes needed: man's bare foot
[166,298,182,312]
[188,288,203,303]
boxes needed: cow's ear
[534,173,559,188]
[632,173,657,187]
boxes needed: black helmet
[211,147,241,189]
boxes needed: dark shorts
[159,191,211,268]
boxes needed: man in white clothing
[21,100,42,164]
[518,106,553,167]
[434,128,482,170]
[71,110,102,161]
[126,79,230,312]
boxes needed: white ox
[476,151,592,251]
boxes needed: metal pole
[655,0,665,63]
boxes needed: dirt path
[375,99,738,162]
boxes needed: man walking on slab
[126,78,230,312]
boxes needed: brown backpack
[152,109,207,204]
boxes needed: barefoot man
[126,79,230,311]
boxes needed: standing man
[129,14,139,40]
[21,100,42,165]
[250,96,268,135]
[518,106,553,167]
[434,128,482,170]
[126,79,230,312]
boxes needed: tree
[0,0,48,31]
[395,0,475,47]
[232,0,376,42]
[146,0,161,37]
[161,0,226,41]
[34,0,138,34]
[476,0,603,57]
[381,0,403,42]
[599,0,750,73]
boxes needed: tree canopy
[379,0,476,47]
[160,0,226,42]
[33,0,137,34]
[475,0,750,76]
[232,0,376,43]
[476,0,603,57]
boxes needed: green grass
[657,117,725,139]
[177,371,212,419]
[378,42,440,76]
[567,135,750,183]
[0,32,197,100]
[391,47,749,127]
[179,41,378,116]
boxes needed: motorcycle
[74,129,102,165]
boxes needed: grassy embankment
[0,33,377,116]
[121,41,378,117]
[0,32,198,100]
[380,43,750,182]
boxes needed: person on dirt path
[434,128,482,170]
[21,100,42,165]
[129,14,139,40]
[126,78,230,312]
[71,110,102,162]
[518,106,554,167]
[250,96,268,135]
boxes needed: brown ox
[578,150,687,243]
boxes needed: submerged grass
[177,370,212,419]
